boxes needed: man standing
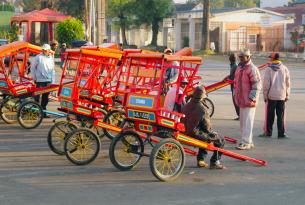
[234,49,261,150]
[164,48,179,84]
[31,44,55,116]
[259,53,290,139]
[228,53,239,120]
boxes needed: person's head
[51,40,58,50]
[164,48,173,55]
[269,52,280,61]
[61,43,66,48]
[181,78,188,89]
[42,44,51,56]
[192,86,206,101]
[229,53,237,64]
[238,49,251,63]
[103,39,108,43]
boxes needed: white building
[260,0,290,8]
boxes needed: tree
[201,0,210,50]
[134,0,174,46]
[55,18,85,46]
[107,0,135,46]
[57,0,85,20]
[21,0,59,12]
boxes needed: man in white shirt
[164,78,188,112]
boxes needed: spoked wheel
[203,98,215,118]
[64,129,100,166]
[17,101,43,129]
[149,138,185,182]
[103,110,126,140]
[109,130,144,171]
[0,98,20,124]
[47,121,78,155]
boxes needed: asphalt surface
[0,56,304,205]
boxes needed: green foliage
[134,0,174,46]
[0,24,18,42]
[107,0,136,45]
[55,18,85,46]
[0,11,14,26]
[183,36,189,47]
[0,3,15,12]
[57,0,84,20]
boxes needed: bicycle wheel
[47,121,78,155]
[149,138,185,182]
[103,110,126,140]
[203,98,215,117]
[109,130,144,171]
[0,97,20,124]
[17,101,43,129]
[64,129,100,166]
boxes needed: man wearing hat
[182,86,225,169]
[31,44,55,116]
[259,53,290,139]
[164,48,179,84]
[164,77,188,112]
[234,49,261,150]
[59,43,67,69]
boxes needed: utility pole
[201,0,210,50]
[84,0,89,41]
[96,0,106,44]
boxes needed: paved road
[0,56,305,205]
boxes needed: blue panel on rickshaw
[0,81,8,88]
[61,87,72,98]
[128,95,154,109]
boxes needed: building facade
[174,4,294,52]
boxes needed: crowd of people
[162,48,291,169]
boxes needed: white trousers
[240,107,256,144]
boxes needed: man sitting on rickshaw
[182,86,225,169]
[164,78,188,112]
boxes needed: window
[248,34,257,44]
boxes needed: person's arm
[249,66,261,103]
[263,68,271,102]
[285,67,291,101]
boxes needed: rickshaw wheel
[64,128,100,166]
[103,110,126,140]
[109,130,144,171]
[47,121,78,155]
[17,101,43,129]
[203,98,215,118]
[149,138,185,182]
[0,98,20,124]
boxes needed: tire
[47,121,78,155]
[109,130,144,171]
[64,128,100,166]
[149,138,185,182]
[0,97,20,124]
[103,110,126,140]
[17,100,43,129]
[203,98,215,118]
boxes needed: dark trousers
[265,99,286,137]
[34,82,51,110]
[196,134,225,163]
[231,85,239,117]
